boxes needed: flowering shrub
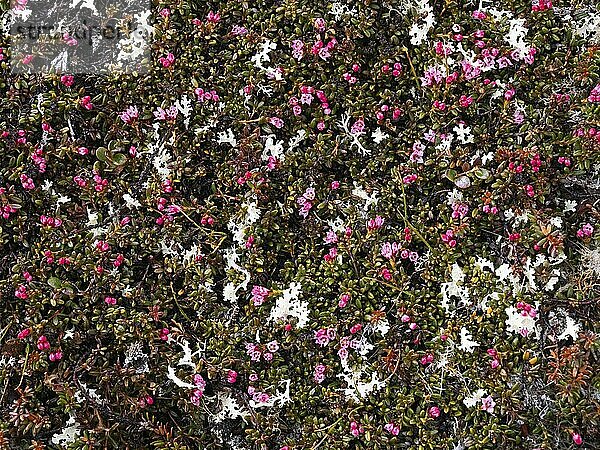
[1,0,600,449]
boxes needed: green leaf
[48,277,63,289]
[474,168,490,180]
[96,147,108,162]
[112,153,127,165]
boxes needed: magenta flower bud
[428,406,441,418]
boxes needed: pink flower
[384,422,400,435]
[231,25,248,36]
[577,223,594,239]
[269,117,284,128]
[441,229,456,247]
[206,11,221,23]
[381,242,394,259]
[291,40,305,60]
[190,389,203,406]
[410,142,424,163]
[49,350,63,362]
[80,96,93,110]
[381,267,392,281]
[420,353,434,365]
[459,95,473,108]
[337,347,349,360]
[251,285,270,306]
[104,296,117,305]
[119,106,139,124]
[367,215,384,231]
[524,184,535,197]
[572,433,583,445]
[588,83,600,103]
[402,174,417,184]
[481,395,496,413]
[314,328,335,346]
[44,250,54,264]
[37,335,50,351]
[20,174,35,190]
[17,328,31,339]
[350,118,365,134]
[428,406,441,418]
[193,374,206,390]
[138,395,152,407]
[349,323,362,334]
[339,293,350,308]
[265,155,277,170]
[299,93,313,106]
[15,285,28,299]
[320,229,337,245]
[13,0,28,12]
[154,106,177,120]
[302,187,315,200]
[532,0,553,12]
[60,75,74,87]
[314,371,326,384]
[266,340,279,352]
[227,370,238,383]
[314,18,326,32]
[324,247,338,262]
[63,33,78,46]
[159,52,175,68]
[349,421,364,437]
[159,328,170,341]
[96,240,110,252]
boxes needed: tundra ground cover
[1,0,600,449]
